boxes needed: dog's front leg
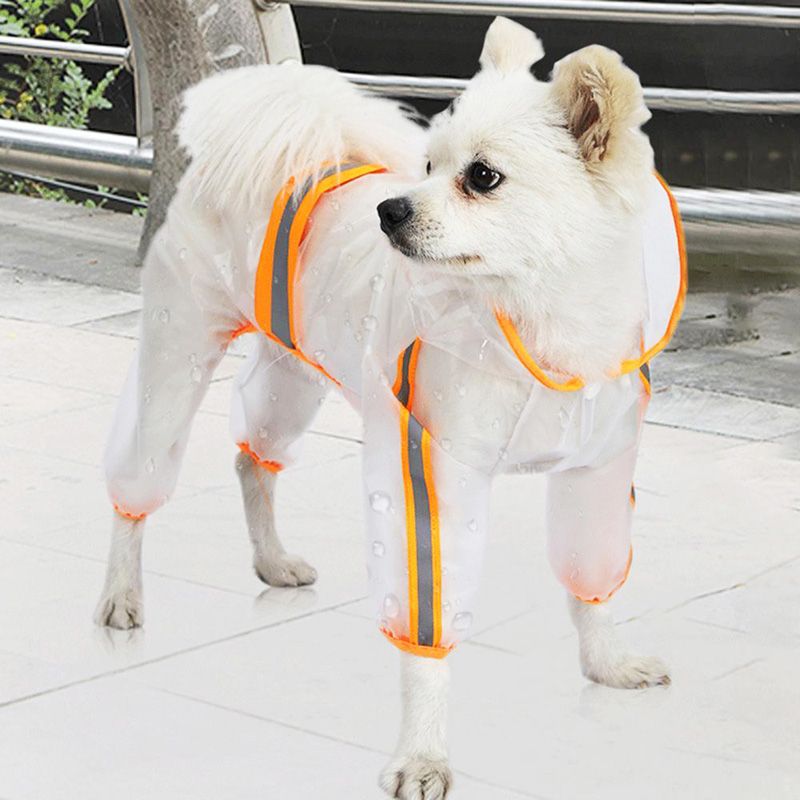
[380,653,451,800]
[568,595,670,689]
[546,444,670,688]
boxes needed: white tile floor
[1,269,799,800]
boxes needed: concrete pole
[128,0,267,261]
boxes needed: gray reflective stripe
[395,343,414,407]
[269,162,363,348]
[270,176,311,348]
[405,413,435,647]
[640,362,651,383]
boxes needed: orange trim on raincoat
[252,163,386,387]
[113,504,147,522]
[496,172,687,392]
[228,321,257,342]
[380,627,453,660]
[237,441,284,473]
[574,546,634,605]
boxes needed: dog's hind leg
[94,513,145,628]
[231,337,328,587]
[546,444,670,688]
[95,240,236,629]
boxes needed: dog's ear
[479,17,544,74]
[550,45,650,167]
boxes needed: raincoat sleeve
[361,350,491,658]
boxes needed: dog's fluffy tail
[177,62,425,211]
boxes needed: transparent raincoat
[105,163,685,659]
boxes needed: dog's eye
[467,161,503,193]
[426,160,432,175]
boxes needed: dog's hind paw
[380,757,452,800]
[254,552,317,588]
[584,653,671,690]
[93,591,143,630]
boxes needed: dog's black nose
[377,197,413,234]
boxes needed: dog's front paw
[584,652,671,689]
[380,757,452,800]
[254,552,317,588]
[93,590,143,630]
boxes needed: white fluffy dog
[95,18,684,798]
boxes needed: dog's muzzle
[377,197,413,237]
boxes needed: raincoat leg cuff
[112,504,148,522]
[380,628,454,660]
[572,547,633,605]
[237,442,284,473]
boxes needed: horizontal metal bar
[0,35,130,66]
[672,187,800,225]
[0,120,151,192]
[283,0,800,27]
[3,120,799,225]
[346,72,465,99]
[1,166,148,206]
[345,72,800,113]
[645,88,800,114]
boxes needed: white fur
[480,15,544,74]
[236,450,317,587]
[380,655,452,800]
[94,514,145,629]
[397,33,654,381]
[568,594,670,689]
[177,61,426,214]
[95,18,671,799]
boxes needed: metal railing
[0,0,152,193]
[0,0,799,227]
[345,73,800,114]
[673,187,800,226]
[0,119,151,192]
[0,35,130,66]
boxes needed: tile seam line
[68,327,139,342]
[711,656,766,682]
[0,313,140,328]
[0,398,111,429]
[645,419,772,442]
[628,551,800,621]
[145,688,548,799]
[151,686,388,757]
[0,376,120,399]
[0,439,355,476]
[0,375,236,398]
[2,212,143,241]
[0,597,367,710]
[663,380,800,412]
[0,265,142,296]
[466,605,538,641]
[0,535,258,597]
[68,309,144,329]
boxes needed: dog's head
[377,17,653,283]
